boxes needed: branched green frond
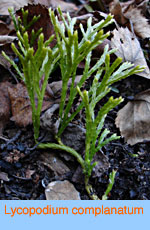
[102,170,117,200]
[4,7,144,200]
[8,8,19,31]
[3,9,60,141]
[2,51,24,80]
[95,97,123,127]
[49,9,114,135]
[96,133,120,153]
[107,63,145,85]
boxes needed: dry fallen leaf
[8,83,32,127]
[124,4,150,39]
[0,0,32,15]
[40,104,60,134]
[8,83,54,127]
[111,27,150,79]
[0,81,12,135]
[0,21,10,35]
[116,89,150,145]
[109,0,129,26]
[16,4,56,50]
[33,0,77,11]
[109,0,150,38]
[45,180,80,200]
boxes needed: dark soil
[1,0,150,200]
[1,74,150,200]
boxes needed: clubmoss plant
[39,8,144,199]
[2,8,60,141]
[49,8,115,137]
[3,7,144,199]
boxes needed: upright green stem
[85,175,100,200]
[102,170,117,200]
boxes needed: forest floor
[0,0,150,200]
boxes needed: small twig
[0,136,9,142]
[0,130,22,149]
[12,174,32,181]
[8,68,19,83]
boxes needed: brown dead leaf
[16,4,56,49]
[109,0,150,38]
[8,83,32,127]
[0,0,33,15]
[33,0,77,11]
[8,83,54,127]
[124,5,150,38]
[40,104,60,134]
[111,27,150,79]
[0,15,16,36]
[109,0,129,26]
[0,21,10,35]
[45,180,80,200]
[0,81,12,135]
[116,89,150,145]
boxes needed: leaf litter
[111,27,150,78]
[108,0,150,38]
[16,4,56,49]
[0,81,12,135]
[33,0,78,12]
[8,82,55,127]
[1,0,150,200]
[0,0,33,15]
[116,89,150,145]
